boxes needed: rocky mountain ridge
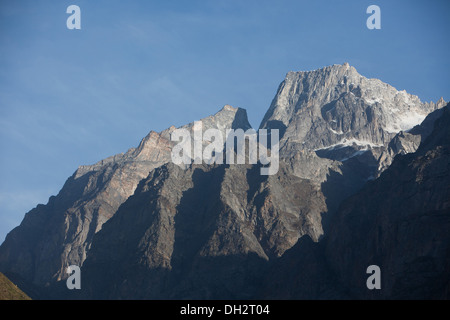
[0,63,447,299]
[0,105,250,287]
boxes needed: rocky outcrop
[377,106,447,173]
[325,104,450,299]
[261,63,442,148]
[260,64,445,227]
[261,63,445,182]
[0,105,250,288]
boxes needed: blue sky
[0,0,449,243]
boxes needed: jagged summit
[222,104,237,111]
[285,62,352,74]
[259,63,445,181]
[261,63,443,145]
[177,104,251,134]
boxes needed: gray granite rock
[0,105,250,288]
[325,104,450,299]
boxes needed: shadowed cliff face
[75,160,326,299]
[74,102,449,300]
[0,105,251,288]
[325,104,450,299]
[0,64,447,299]
[257,104,450,300]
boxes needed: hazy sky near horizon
[0,0,449,242]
